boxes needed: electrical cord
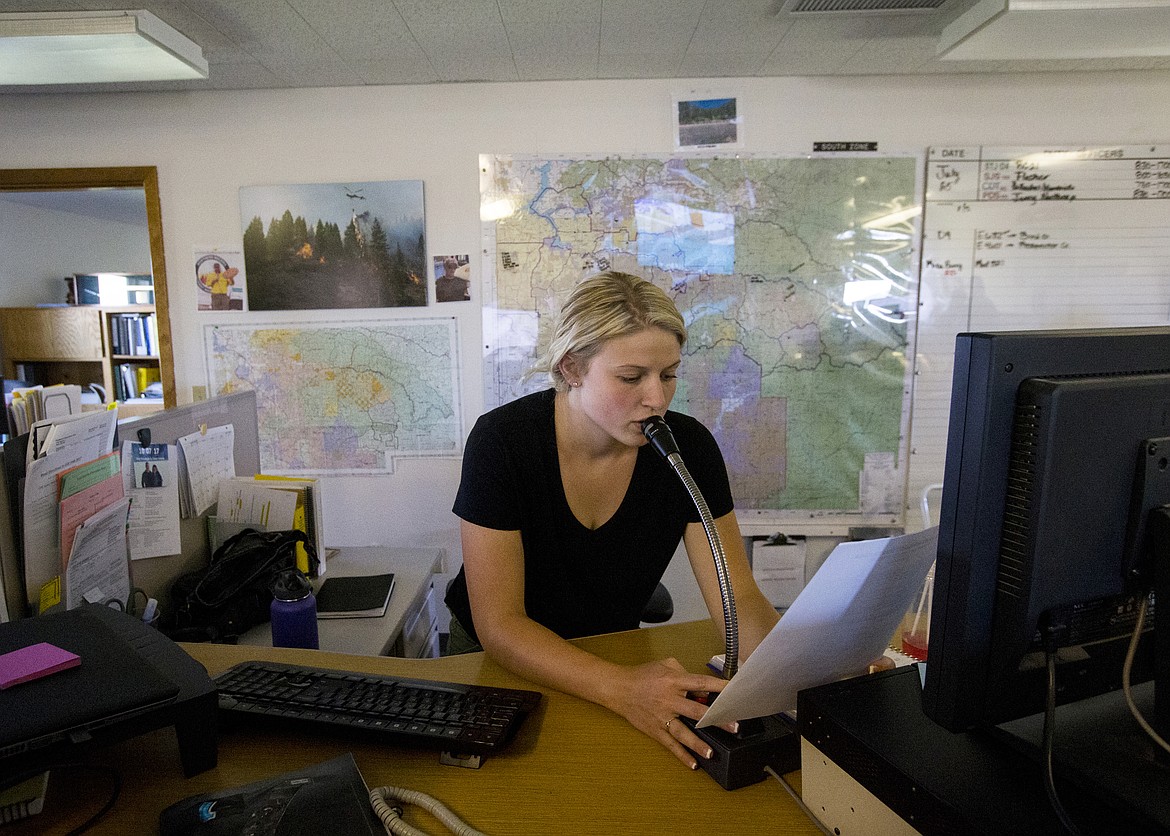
[764,766,834,835]
[0,761,120,833]
[369,785,486,836]
[65,766,120,835]
[1122,594,1170,756]
[1042,650,1081,836]
[40,762,121,835]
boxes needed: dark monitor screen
[922,326,1170,733]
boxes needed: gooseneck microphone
[641,415,739,679]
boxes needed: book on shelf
[117,363,138,400]
[109,311,157,357]
[135,366,161,395]
[315,573,395,618]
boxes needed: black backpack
[164,528,319,643]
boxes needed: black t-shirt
[446,389,734,643]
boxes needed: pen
[142,597,158,623]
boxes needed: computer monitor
[922,326,1170,736]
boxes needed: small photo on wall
[194,249,246,312]
[433,253,470,303]
[673,95,742,151]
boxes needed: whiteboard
[909,144,1170,521]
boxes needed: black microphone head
[641,415,681,459]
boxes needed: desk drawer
[401,581,438,659]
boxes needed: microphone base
[681,713,799,790]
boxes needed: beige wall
[4,70,1169,624]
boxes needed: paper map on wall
[205,319,461,474]
[480,154,922,523]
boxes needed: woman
[444,270,779,770]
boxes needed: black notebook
[315,573,395,619]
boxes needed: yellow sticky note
[38,575,62,614]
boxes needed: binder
[315,573,395,618]
[252,475,325,576]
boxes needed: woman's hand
[610,657,737,770]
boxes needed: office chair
[640,582,673,624]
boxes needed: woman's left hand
[610,656,738,770]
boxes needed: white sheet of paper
[178,425,236,517]
[697,526,939,727]
[217,479,298,530]
[64,495,132,610]
[121,441,183,560]
[37,408,117,462]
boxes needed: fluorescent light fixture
[939,0,1170,60]
[0,9,208,84]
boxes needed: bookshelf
[0,305,165,415]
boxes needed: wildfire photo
[239,180,427,310]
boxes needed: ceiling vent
[780,0,950,13]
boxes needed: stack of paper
[20,410,122,612]
[14,411,184,613]
[239,477,325,575]
[6,385,82,437]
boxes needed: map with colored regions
[480,154,921,523]
[205,319,461,474]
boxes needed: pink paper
[0,642,81,689]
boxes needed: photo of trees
[239,180,427,310]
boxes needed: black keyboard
[213,660,542,759]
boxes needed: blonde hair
[529,271,687,392]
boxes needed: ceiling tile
[208,60,287,90]
[288,0,419,58]
[496,0,602,23]
[595,52,686,79]
[599,0,707,53]
[679,52,770,77]
[0,0,1161,92]
[431,52,520,84]
[689,0,793,54]
[504,19,601,58]
[351,59,440,86]
[513,52,600,81]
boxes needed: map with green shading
[481,154,920,521]
[205,319,461,474]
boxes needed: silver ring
[664,717,675,731]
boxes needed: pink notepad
[0,642,81,689]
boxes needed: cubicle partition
[116,390,261,606]
[0,391,259,620]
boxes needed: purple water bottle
[270,569,319,649]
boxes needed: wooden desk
[237,547,443,657]
[8,620,819,835]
